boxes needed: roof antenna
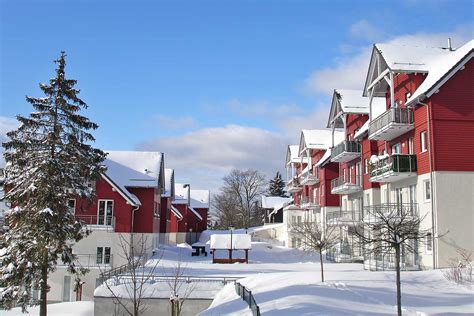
[448,38,453,51]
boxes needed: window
[408,137,414,154]
[96,247,111,264]
[392,143,401,154]
[409,184,417,204]
[424,180,431,201]
[67,199,76,214]
[297,216,302,224]
[365,159,368,174]
[97,200,113,225]
[63,275,71,302]
[343,168,347,181]
[420,131,427,153]
[426,233,433,253]
[154,201,160,217]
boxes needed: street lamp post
[229,225,235,262]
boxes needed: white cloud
[350,20,384,42]
[304,24,473,96]
[151,114,198,130]
[137,124,288,193]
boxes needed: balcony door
[355,162,361,185]
[97,200,113,225]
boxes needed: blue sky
[1,0,472,191]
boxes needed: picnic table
[191,241,208,256]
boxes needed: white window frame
[96,246,111,264]
[424,180,431,202]
[426,232,433,254]
[364,159,368,174]
[63,275,71,302]
[392,143,401,154]
[408,137,414,154]
[97,199,114,226]
[420,131,427,153]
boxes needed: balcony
[58,253,114,268]
[75,215,116,231]
[300,169,319,186]
[331,141,361,163]
[368,108,414,141]
[326,210,362,226]
[300,196,320,210]
[286,177,302,193]
[331,175,363,195]
[363,203,419,222]
[369,154,417,183]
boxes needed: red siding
[429,59,474,171]
[128,187,159,234]
[74,178,133,233]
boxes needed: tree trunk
[319,248,324,282]
[39,259,48,316]
[395,245,402,316]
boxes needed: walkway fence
[235,281,261,316]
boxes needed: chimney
[448,38,453,51]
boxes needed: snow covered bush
[443,248,473,284]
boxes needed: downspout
[418,97,437,269]
[130,204,140,261]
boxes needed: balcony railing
[58,253,114,268]
[331,175,363,195]
[300,169,319,186]
[368,108,414,141]
[326,210,362,226]
[300,196,320,210]
[75,215,116,231]
[331,141,361,163]
[363,203,419,222]
[286,177,302,193]
[369,154,417,183]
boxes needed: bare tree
[213,169,267,229]
[354,204,431,316]
[167,255,195,316]
[290,221,339,282]
[99,233,161,316]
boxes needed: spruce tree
[0,52,106,315]
[268,171,286,197]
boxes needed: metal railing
[364,203,419,219]
[326,209,362,224]
[300,196,320,209]
[331,140,361,158]
[98,254,148,284]
[331,175,362,191]
[75,215,115,228]
[113,275,242,286]
[235,281,261,316]
[369,107,414,136]
[300,168,319,185]
[58,254,114,268]
[369,154,417,178]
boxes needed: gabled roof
[173,183,210,209]
[315,148,332,167]
[170,205,183,220]
[103,151,165,206]
[189,207,203,221]
[285,145,300,165]
[162,168,175,198]
[327,89,385,128]
[298,129,344,154]
[363,40,474,97]
[407,40,473,106]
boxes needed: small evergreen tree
[268,171,286,197]
[0,52,106,315]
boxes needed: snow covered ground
[3,301,93,316]
[146,242,473,315]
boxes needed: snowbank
[3,301,93,316]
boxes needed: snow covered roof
[102,151,164,206]
[364,40,474,98]
[189,207,203,221]
[407,40,473,106]
[162,168,174,198]
[170,205,183,220]
[315,148,332,167]
[327,89,385,128]
[210,234,252,250]
[299,129,344,154]
[286,145,300,165]
[261,196,291,210]
[173,183,210,209]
